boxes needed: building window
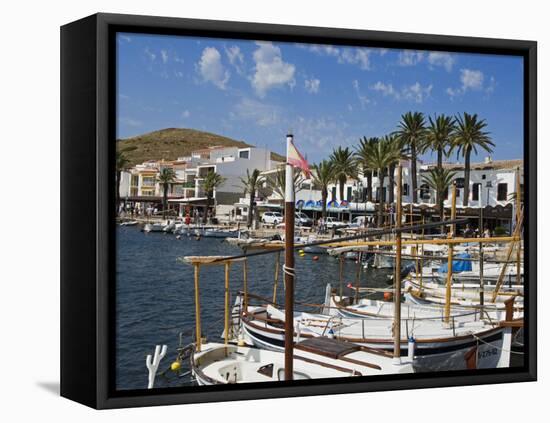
[346,186,352,201]
[443,187,449,200]
[402,183,409,196]
[497,183,508,201]
[239,150,249,159]
[420,184,430,201]
[142,176,155,187]
[454,177,465,188]
[482,174,486,180]
[331,186,337,201]
[472,183,481,201]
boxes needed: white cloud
[486,76,497,94]
[461,69,484,90]
[402,82,433,103]
[306,44,340,57]
[232,98,281,126]
[181,110,191,118]
[370,81,397,98]
[304,78,320,94]
[173,54,184,64]
[339,48,371,70]
[398,50,424,66]
[198,47,230,90]
[119,35,132,43]
[447,68,490,99]
[160,49,168,64]
[251,42,295,97]
[352,80,370,107]
[305,44,371,70]
[369,81,432,103]
[427,52,456,72]
[225,45,245,75]
[144,47,156,62]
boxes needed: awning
[167,197,208,203]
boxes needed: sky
[116,33,524,164]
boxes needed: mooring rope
[471,333,524,355]
[282,264,296,278]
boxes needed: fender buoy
[383,292,393,301]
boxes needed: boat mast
[444,182,457,323]
[284,134,296,381]
[515,166,521,286]
[393,165,403,361]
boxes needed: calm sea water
[115,226,392,390]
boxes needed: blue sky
[117,33,524,164]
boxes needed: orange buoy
[313,256,319,261]
[383,292,393,301]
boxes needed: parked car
[324,217,348,229]
[295,212,313,227]
[262,211,283,225]
[349,215,373,228]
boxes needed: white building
[118,145,281,217]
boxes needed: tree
[115,150,130,213]
[311,160,336,220]
[362,137,402,226]
[240,169,264,228]
[330,146,358,202]
[384,134,408,205]
[422,168,457,221]
[157,167,176,218]
[422,114,456,170]
[395,112,427,204]
[270,166,305,200]
[354,137,378,202]
[201,171,226,223]
[451,113,494,206]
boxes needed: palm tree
[271,166,305,200]
[115,150,130,213]
[451,113,494,206]
[201,171,226,223]
[363,137,402,226]
[157,167,176,218]
[354,137,378,202]
[395,111,427,203]
[422,168,456,221]
[422,114,456,170]
[311,160,336,219]
[330,147,358,202]
[240,169,264,228]
[384,134,408,205]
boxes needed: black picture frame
[60,12,537,409]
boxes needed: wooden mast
[393,165,403,360]
[284,134,295,381]
[224,262,231,348]
[515,166,522,285]
[193,263,202,352]
[444,182,457,324]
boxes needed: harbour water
[116,226,393,390]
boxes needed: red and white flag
[287,138,311,177]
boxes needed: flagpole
[284,133,295,381]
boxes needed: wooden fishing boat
[191,339,413,385]
[403,279,523,309]
[239,303,514,372]
[328,292,521,321]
